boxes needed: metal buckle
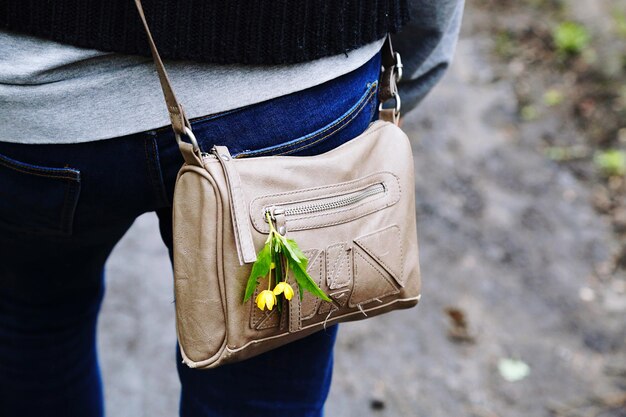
[378,93,401,118]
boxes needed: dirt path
[99,7,626,417]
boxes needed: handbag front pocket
[246,172,408,327]
[249,172,401,234]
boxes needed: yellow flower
[256,290,277,310]
[273,281,294,301]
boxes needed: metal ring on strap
[174,126,200,151]
[394,52,403,81]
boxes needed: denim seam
[0,159,77,181]
[235,80,378,158]
[144,136,170,208]
[0,157,80,181]
[59,177,81,235]
[190,107,241,125]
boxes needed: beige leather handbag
[135,0,421,369]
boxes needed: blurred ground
[99,2,626,416]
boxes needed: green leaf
[553,21,590,55]
[520,105,538,122]
[285,238,307,261]
[278,235,301,263]
[287,255,331,302]
[243,242,272,302]
[594,149,626,177]
[543,88,563,107]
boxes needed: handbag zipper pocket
[266,182,386,218]
[250,172,401,234]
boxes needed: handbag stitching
[289,276,301,332]
[256,309,280,330]
[224,163,256,261]
[354,225,405,286]
[350,248,400,307]
[279,304,289,331]
[250,173,394,210]
[250,279,266,328]
[326,243,351,289]
[218,296,421,360]
[300,250,324,320]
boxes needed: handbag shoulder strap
[133,0,402,144]
[134,0,191,139]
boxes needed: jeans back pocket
[234,80,379,158]
[0,152,81,236]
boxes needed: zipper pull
[268,206,287,236]
[213,146,257,265]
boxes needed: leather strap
[379,108,399,125]
[134,0,191,137]
[378,36,397,103]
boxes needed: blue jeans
[0,51,382,416]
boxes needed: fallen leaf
[444,307,476,344]
[498,358,530,382]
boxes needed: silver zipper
[267,182,387,218]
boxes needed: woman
[0,1,464,416]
